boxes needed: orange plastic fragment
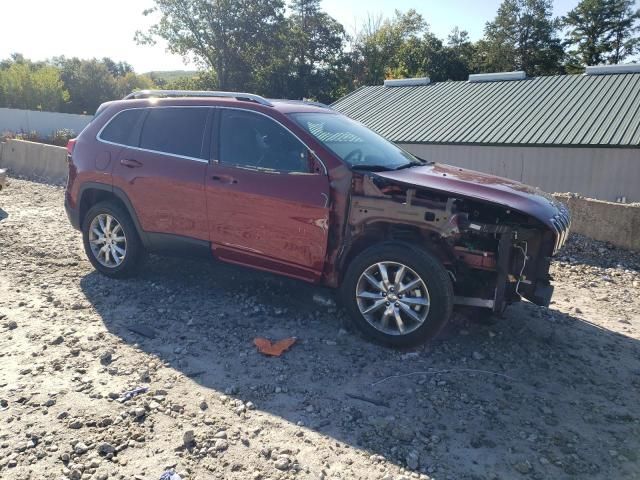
[253,337,297,356]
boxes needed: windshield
[288,112,423,170]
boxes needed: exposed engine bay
[345,173,571,313]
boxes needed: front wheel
[340,243,453,347]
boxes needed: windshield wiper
[351,162,423,172]
[350,164,392,172]
[390,163,419,171]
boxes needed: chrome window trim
[216,106,328,175]
[95,106,212,164]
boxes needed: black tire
[340,242,454,347]
[82,201,145,278]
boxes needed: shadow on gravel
[0,208,7,221]
[80,255,640,479]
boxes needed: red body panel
[112,148,209,241]
[64,124,115,212]
[376,163,561,230]
[205,163,330,281]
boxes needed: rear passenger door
[110,107,211,244]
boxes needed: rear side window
[140,108,209,159]
[100,109,145,146]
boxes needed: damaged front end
[345,166,571,313]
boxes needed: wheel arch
[78,182,150,248]
[337,221,452,286]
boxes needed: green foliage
[348,10,428,87]
[136,0,290,94]
[55,57,119,114]
[0,56,69,111]
[480,0,564,76]
[49,128,76,146]
[0,130,39,143]
[146,70,198,85]
[0,128,76,146]
[564,0,640,69]
[1,1,639,111]
[288,0,346,102]
[0,55,160,114]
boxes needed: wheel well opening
[340,222,443,283]
[79,189,127,227]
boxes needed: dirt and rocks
[1,178,639,480]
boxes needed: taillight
[66,138,77,155]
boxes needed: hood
[375,163,563,229]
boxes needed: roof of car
[109,94,335,115]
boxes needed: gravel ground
[1,178,639,480]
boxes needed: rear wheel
[82,201,145,278]
[341,243,453,347]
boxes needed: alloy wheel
[88,213,127,268]
[355,261,430,336]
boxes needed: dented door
[205,165,330,281]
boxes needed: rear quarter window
[99,109,145,146]
[140,107,209,159]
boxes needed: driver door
[205,108,331,282]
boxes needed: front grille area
[550,203,571,254]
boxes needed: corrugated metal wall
[399,144,640,202]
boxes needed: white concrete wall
[0,108,92,137]
[0,139,68,183]
[554,194,640,251]
[400,144,640,203]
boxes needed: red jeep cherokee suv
[65,90,570,346]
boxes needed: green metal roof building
[332,66,640,202]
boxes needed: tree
[445,27,478,79]
[115,72,155,98]
[607,0,640,63]
[288,0,345,101]
[350,10,428,86]
[136,0,291,94]
[102,58,134,78]
[480,0,564,76]
[55,57,118,114]
[31,66,70,111]
[563,0,639,70]
[563,0,612,67]
[0,58,68,111]
[390,33,460,82]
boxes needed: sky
[0,0,630,73]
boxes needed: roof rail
[468,71,526,83]
[270,99,333,109]
[585,64,640,75]
[123,89,274,107]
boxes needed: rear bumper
[65,195,81,230]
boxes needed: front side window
[100,109,145,146]
[288,112,423,171]
[140,107,209,159]
[219,109,309,173]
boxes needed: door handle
[211,174,238,184]
[120,158,143,168]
